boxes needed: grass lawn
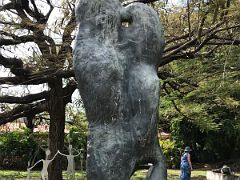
[131,169,206,180]
[0,169,207,180]
[0,170,86,180]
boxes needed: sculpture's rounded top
[76,0,121,22]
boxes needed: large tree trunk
[24,115,34,132]
[48,78,65,180]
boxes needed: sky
[168,0,186,6]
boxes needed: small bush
[66,127,87,170]
[0,128,38,170]
[160,139,181,169]
[0,126,88,170]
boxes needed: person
[179,146,193,180]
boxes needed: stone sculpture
[73,0,166,179]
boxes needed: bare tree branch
[0,2,15,11]
[0,54,31,76]
[58,10,76,67]
[0,1,56,57]
[0,81,77,125]
[0,20,20,26]
[158,70,198,89]
[0,33,35,46]
[187,0,191,39]
[45,0,54,20]
[166,30,195,45]
[160,20,240,66]
[63,80,77,103]
[0,69,75,85]
[0,91,49,104]
[0,100,48,125]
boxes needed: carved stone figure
[73,0,166,179]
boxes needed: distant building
[158,130,171,140]
[0,118,69,133]
[0,118,26,133]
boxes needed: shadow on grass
[192,176,206,180]
[0,170,86,180]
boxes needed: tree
[160,45,240,163]
[157,0,240,162]
[0,0,240,177]
[155,0,240,128]
[0,0,77,179]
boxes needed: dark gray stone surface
[73,0,166,179]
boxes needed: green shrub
[65,126,87,170]
[160,139,181,169]
[0,128,38,170]
[0,123,88,170]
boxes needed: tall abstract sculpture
[73,0,166,179]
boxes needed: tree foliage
[160,45,240,162]
[156,0,240,163]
